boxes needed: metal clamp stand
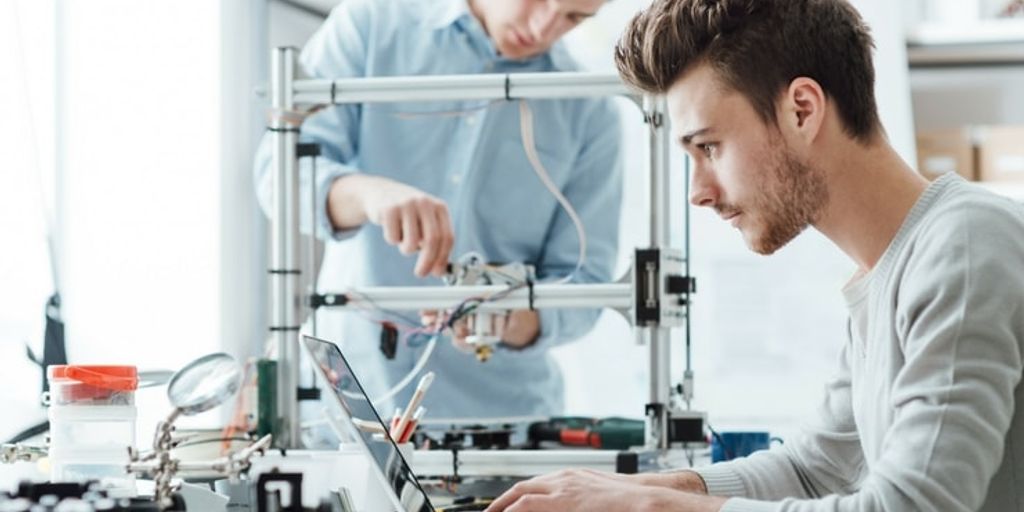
[127,409,273,509]
[126,409,184,507]
[0,443,47,464]
[127,352,271,509]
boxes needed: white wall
[59,0,222,370]
[0,2,268,479]
[851,0,917,162]
[0,0,57,443]
[54,0,268,435]
[270,1,328,50]
[221,0,271,365]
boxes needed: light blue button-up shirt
[255,0,623,419]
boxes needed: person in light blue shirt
[254,0,623,420]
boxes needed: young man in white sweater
[486,0,1024,511]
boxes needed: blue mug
[711,431,782,462]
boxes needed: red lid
[48,365,139,391]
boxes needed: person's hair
[614,0,881,143]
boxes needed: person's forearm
[641,470,708,493]
[673,470,709,493]
[640,486,725,512]
[327,174,372,230]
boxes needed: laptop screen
[302,335,433,512]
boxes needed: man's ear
[781,77,826,145]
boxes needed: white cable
[342,334,437,405]
[518,100,587,284]
[300,417,330,429]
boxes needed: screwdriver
[528,417,645,450]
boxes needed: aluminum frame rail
[292,71,631,104]
[323,283,633,312]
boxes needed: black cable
[5,421,48,444]
[445,299,482,328]
[706,422,732,461]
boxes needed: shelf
[907,19,1024,66]
[907,19,1024,46]
[908,42,1024,66]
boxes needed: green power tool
[528,417,645,450]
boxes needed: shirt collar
[427,0,579,72]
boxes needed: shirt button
[451,174,462,184]
[466,115,477,126]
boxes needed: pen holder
[331,442,417,511]
[396,442,414,465]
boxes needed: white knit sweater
[697,174,1024,511]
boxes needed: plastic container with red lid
[45,364,138,496]
[47,365,139,406]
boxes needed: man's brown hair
[614,0,881,143]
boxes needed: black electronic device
[0,481,184,511]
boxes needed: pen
[390,407,402,437]
[399,406,426,444]
[353,417,387,434]
[393,372,434,443]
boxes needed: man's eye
[697,143,716,158]
[567,13,586,23]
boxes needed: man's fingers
[432,206,455,276]
[381,208,402,245]
[363,181,453,270]
[385,198,450,276]
[415,206,443,278]
[495,311,513,334]
[419,310,438,327]
[398,206,421,255]
[454,319,470,339]
[448,318,473,353]
[504,494,559,512]
[485,479,555,512]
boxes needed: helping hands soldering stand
[126,354,273,509]
[268,47,702,452]
[0,443,47,464]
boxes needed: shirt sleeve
[694,340,866,505]
[253,0,373,241]
[701,202,1024,512]
[505,100,623,355]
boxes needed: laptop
[303,335,444,512]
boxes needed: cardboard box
[976,125,1024,183]
[916,128,977,181]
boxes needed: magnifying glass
[165,353,242,422]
